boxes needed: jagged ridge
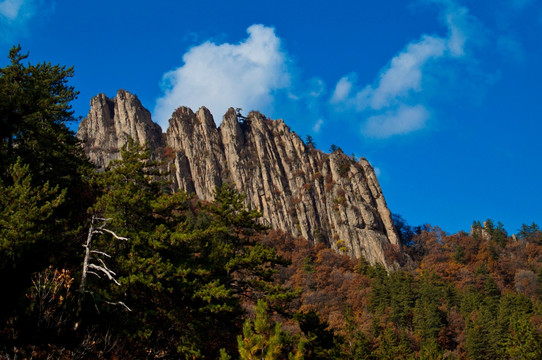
[77,90,400,267]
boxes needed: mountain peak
[77,90,163,170]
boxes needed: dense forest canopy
[1,47,542,359]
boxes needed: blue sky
[1,0,541,234]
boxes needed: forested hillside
[1,47,541,359]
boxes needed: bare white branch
[87,271,102,278]
[91,250,112,258]
[100,228,129,241]
[88,264,121,286]
[89,262,116,278]
[105,301,132,312]
[96,258,116,275]
[79,215,130,314]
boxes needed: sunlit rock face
[77,90,163,170]
[78,90,400,268]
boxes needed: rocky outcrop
[77,90,163,169]
[78,90,401,268]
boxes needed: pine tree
[0,47,92,326]
[464,306,498,360]
[505,316,542,359]
[205,183,293,306]
[87,141,294,357]
[238,300,284,360]
[0,159,66,321]
[296,309,340,359]
[0,46,90,206]
[518,222,542,243]
[88,139,207,357]
[305,135,315,148]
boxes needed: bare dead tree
[78,216,131,315]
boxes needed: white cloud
[330,0,473,139]
[370,35,447,109]
[154,24,291,128]
[312,118,324,133]
[0,0,24,19]
[363,105,430,138]
[443,4,469,57]
[330,76,353,103]
[0,0,49,43]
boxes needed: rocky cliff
[77,90,163,170]
[77,90,401,267]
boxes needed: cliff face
[78,90,400,267]
[76,90,163,169]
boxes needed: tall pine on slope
[0,47,91,326]
[237,300,284,360]
[87,139,293,358]
[0,46,90,196]
[0,160,66,324]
